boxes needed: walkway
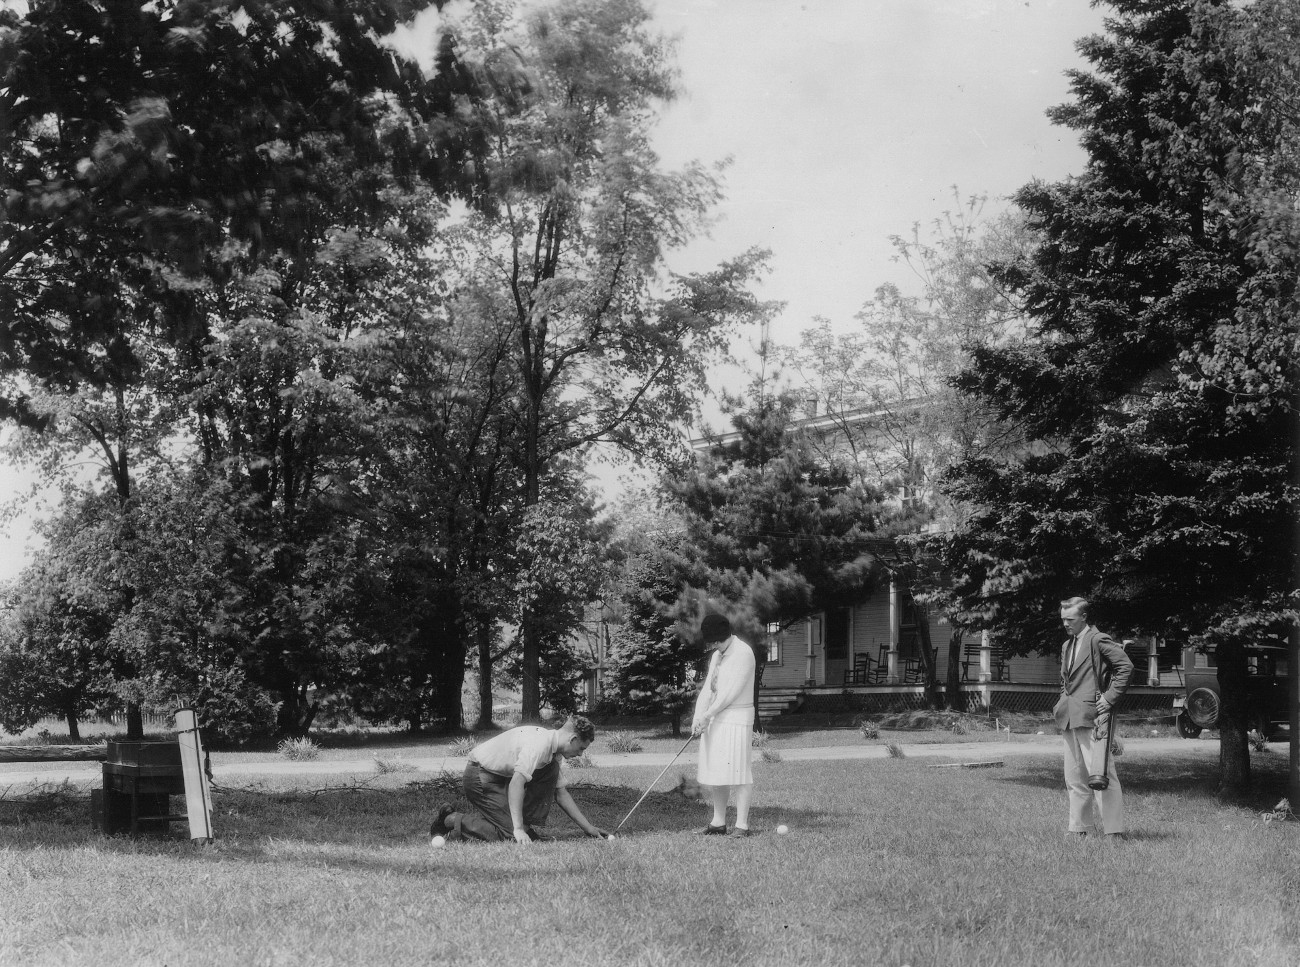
[0,735,1220,788]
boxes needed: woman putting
[691,613,757,837]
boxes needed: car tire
[1186,687,1220,730]
[1176,712,1203,739]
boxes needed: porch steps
[757,688,803,723]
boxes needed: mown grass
[2,743,1298,967]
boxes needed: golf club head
[1087,774,1109,791]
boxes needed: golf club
[615,732,697,832]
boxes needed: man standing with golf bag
[692,613,757,838]
[1054,596,1133,840]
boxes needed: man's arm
[508,772,531,844]
[554,786,609,838]
[1096,633,1134,710]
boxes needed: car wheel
[1176,712,1202,739]
[1185,687,1220,729]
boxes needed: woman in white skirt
[691,613,756,837]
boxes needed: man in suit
[1054,596,1134,840]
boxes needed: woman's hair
[701,613,732,643]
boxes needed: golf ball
[430,835,446,848]
[606,834,616,841]
[776,824,789,835]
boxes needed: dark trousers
[456,759,559,841]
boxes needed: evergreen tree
[943,0,1299,795]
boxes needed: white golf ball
[606,834,615,841]
[430,835,446,848]
[776,824,789,835]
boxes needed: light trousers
[1062,726,1124,834]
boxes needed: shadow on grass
[989,752,1293,809]
[0,778,836,868]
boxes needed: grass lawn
[2,737,1297,967]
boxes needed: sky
[0,0,1109,578]
[647,0,1104,353]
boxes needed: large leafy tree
[942,0,1299,795]
[0,1,493,738]
[448,0,772,721]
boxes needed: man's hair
[566,715,596,743]
[1060,596,1090,616]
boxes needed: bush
[605,731,643,754]
[859,721,879,741]
[449,736,476,758]
[885,742,906,759]
[277,737,320,761]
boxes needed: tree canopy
[940,0,1299,794]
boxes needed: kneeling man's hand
[513,827,532,845]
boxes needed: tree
[602,502,705,736]
[448,0,773,721]
[666,388,906,710]
[0,493,129,739]
[942,0,1299,796]
[0,0,491,739]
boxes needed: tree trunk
[521,619,542,724]
[946,629,965,713]
[1215,640,1252,798]
[434,641,466,734]
[476,622,495,731]
[1290,622,1299,804]
[126,703,144,740]
[64,706,81,742]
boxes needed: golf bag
[1086,643,1121,791]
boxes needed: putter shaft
[615,733,696,832]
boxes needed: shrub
[277,737,320,761]
[760,746,782,763]
[373,758,415,774]
[605,731,643,754]
[449,736,476,758]
[568,751,594,768]
[859,721,879,741]
[751,730,771,749]
[885,742,906,759]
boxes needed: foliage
[277,737,321,762]
[499,500,611,715]
[604,731,643,754]
[669,388,899,633]
[0,493,128,738]
[446,0,774,720]
[601,505,705,732]
[940,0,1300,794]
[778,194,1033,508]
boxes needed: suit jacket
[1052,625,1134,730]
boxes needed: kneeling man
[431,716,610,844]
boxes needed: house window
[766,622,781,664]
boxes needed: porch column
[1147,638,1160,686]
[979,631,992,684]
[887,579,901,684]
[804,617,815,686]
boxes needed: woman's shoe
[699,823,727,835]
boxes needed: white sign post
[174,708,214,842]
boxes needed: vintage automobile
[1174,644,1290,739]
